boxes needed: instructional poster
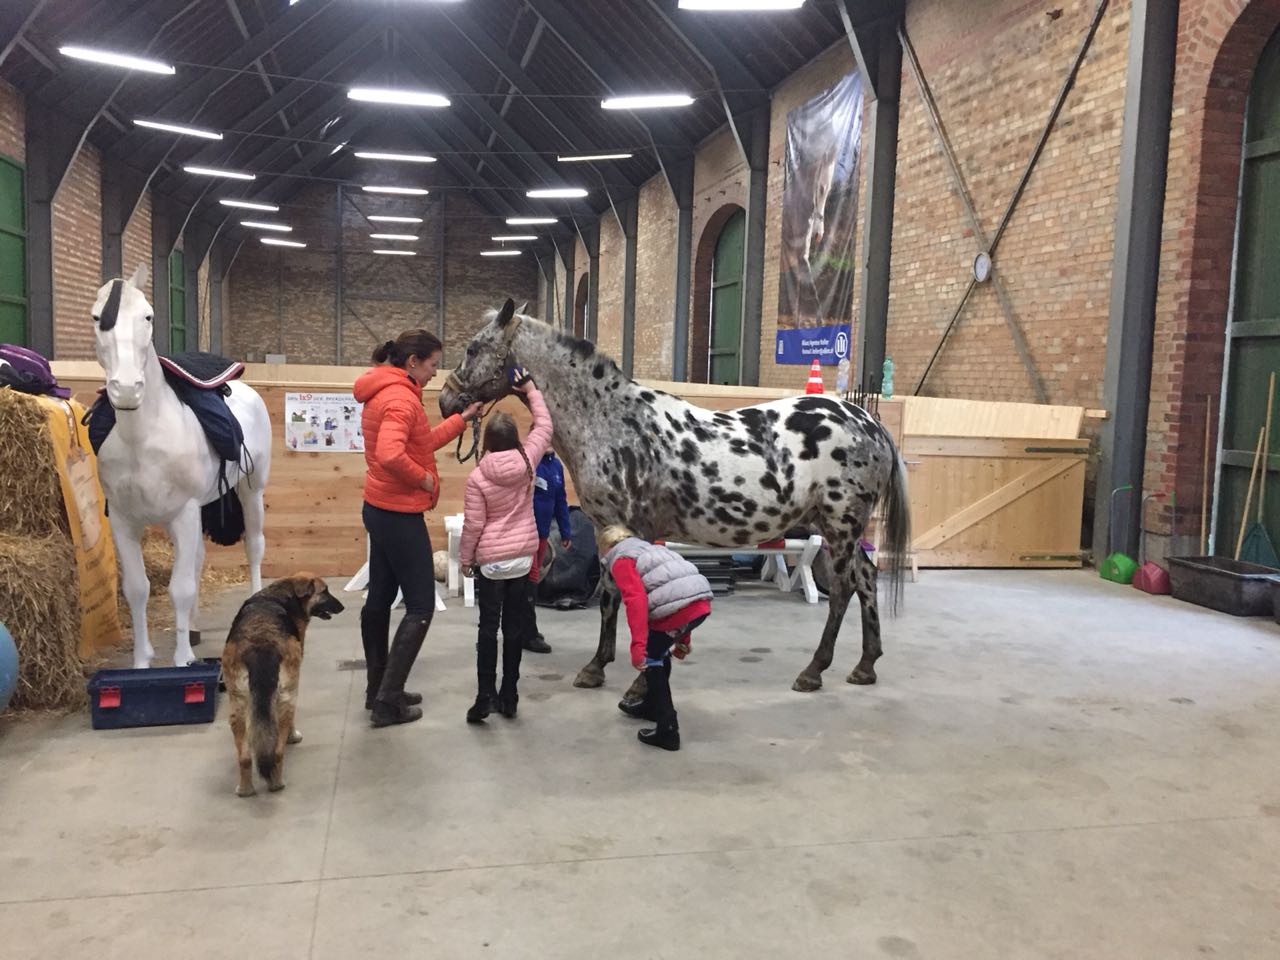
[284,392,364,452]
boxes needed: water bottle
[835,358,850,395]
[882,356,895,399]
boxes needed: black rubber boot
[466,671,497,724]
[362,607,422,710]
[638,716,681,751]
[637,658,680,750]
[371,614,429,727]
[523,581,552,653]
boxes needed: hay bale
[0,389,68,539]
[0,531,84,712]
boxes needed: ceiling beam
[0,0,52,70]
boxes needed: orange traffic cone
[804,357,824,395]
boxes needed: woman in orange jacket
[353,329,481,728]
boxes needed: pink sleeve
[459,475,486,568]
[522,387,553,463]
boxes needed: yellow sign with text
[37,396,123,657]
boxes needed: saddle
[85,352,247,463]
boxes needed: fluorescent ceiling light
[184,165,254,181]
[491,234,537,241]
[220,198,279,212]
[354,150,437,163]
[369,233,418,241]
[368,215,424,224]
[481,250,522,257]
[373,249,417,256]
[678,0,804,9]
[59,45,175,75]
[328,140,347,156]
[526,187,588,199]
[240,221,292,232]
[362,185,429,195]
[602,93,695,110]
[505,217,557,225]
[261,237,306,248]
[133,118,221,140]
[557,151,633,162]
[348,86,450,108]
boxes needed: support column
[582,218,601,342]
[335,184,344,363]
[1092,0,1179,561]
[24,108,82,356]
[101,160,150,281]
[741,106,769,386]
[208,240,226,354]
[668,157,694,381]
[151,194,183,355]
[621,196,639,377]
[556,236,576,332]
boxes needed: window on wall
[0,155,26,346]
[169,249,185,353]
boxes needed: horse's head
[439,297,522,418]
[92,264,154,410]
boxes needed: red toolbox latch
[183,682,207,704]
[98,686,121,709]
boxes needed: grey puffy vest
[604,538,713,622]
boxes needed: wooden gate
[904,436,1088,567]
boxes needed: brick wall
[52,142,103,359]
[595,209,625,359]
[1146,0,1280,546]
[0,79,23,164]
[886,0,1130,406]
[121,190,153,303]
[633,173,678,379]
[225,185,538,367]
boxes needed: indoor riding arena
[2,1,1279,957]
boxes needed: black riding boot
[523,579,551,653]
[371,614,430,727]
[637,658,680,751]
[497,636,522,719]
[362,607,422,710]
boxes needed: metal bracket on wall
[906,0,1110,402]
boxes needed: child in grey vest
[597,525,713,751]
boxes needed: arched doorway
[709,209,745,385]
[573,273,588,339]
[1218,25,1280,550]
[690,204,746,385]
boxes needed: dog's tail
[244,644,282,783]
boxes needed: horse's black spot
[734,476,745,486]
[733,529,751,545]
[692,424,713,443]
[762,506,781,517]
[829,492,843,502]
[761,474,781,496]
[831,448,848,465]
[785,411,832,460]
[592,362,605,379]
[701,462,720,481]
[741,498,757,517]
[713,507,737,525]
[827,478,842,488]
[679,439,700,464]
[639,391,655,403]
[754,521,771,532]
[729,439,748,455]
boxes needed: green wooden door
[709,208,745,385]
[0,156,26,346]
[1218,26,1280,554]
[169,249,186,353]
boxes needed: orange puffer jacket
[354,365,465,514]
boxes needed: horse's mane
[482,306,624,377]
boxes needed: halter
[444,314,524,464]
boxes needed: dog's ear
[308,577,327,601]
[291,576,317,600]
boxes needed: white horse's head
[92,264,154,410]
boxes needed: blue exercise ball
[0,622,17,713]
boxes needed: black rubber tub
[1167,556,1280,617]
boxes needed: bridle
[444,314,524,463]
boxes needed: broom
[1239,373,1279,565]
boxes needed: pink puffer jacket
[459,388,553,568]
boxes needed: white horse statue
[90,266,272,668]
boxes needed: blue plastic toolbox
[86,661,221,729]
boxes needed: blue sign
[775,323,852,366]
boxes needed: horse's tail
[879,437,912,615]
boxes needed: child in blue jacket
[527,450,572,652]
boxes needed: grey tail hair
[879,443,912,615]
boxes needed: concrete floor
[1,569,1279,958]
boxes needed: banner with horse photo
[775,71,864,366]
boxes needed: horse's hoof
[847,669,877,685]
[268,781,285,793]
[236,784,256,798]
[133,659,151,670]
[287,728,302,745]
[573,666,605,689]
[792,674,823,693]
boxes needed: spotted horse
[440,300,912,694]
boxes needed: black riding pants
[362,502,436,618]
[475,569,530,695]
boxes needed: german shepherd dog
[222,574,344,797]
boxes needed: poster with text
[284,392,364,453]
[775,70,864,366]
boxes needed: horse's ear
[127,263,149,290]
[496,298,516,327]
[515,301,528,315]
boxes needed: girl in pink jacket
[459,371,552,723]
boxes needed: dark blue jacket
[533,451,572,541]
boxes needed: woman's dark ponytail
[372,329,444,367]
